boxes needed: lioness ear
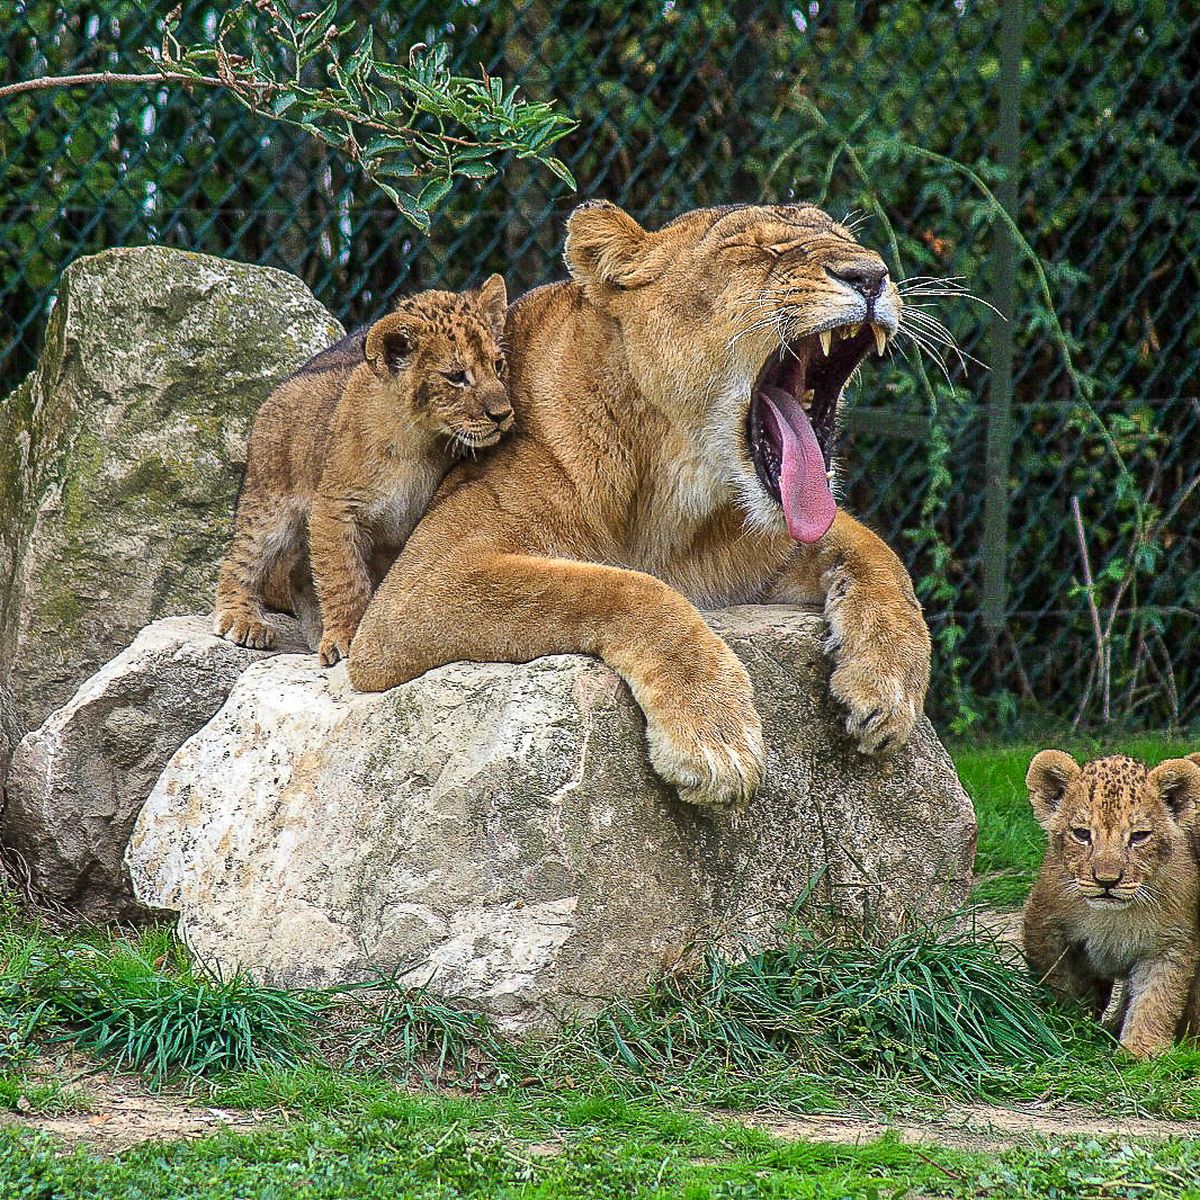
[1026,750,1081,827]
[1149,759,1200,829]
[365,314,417,377]
[474,274,508,340]
[564,200,658,292]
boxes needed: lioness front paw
[318,628,354,668]
[824,566,931,755]
[642,669,765,809]
[213,609,277,651]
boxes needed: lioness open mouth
[746,321,887,544]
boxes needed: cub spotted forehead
[1026,750,1200,829]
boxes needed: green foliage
[156,1,575,231]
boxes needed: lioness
[213,276,510,663]
[348,202,932,808]
[1023,750,1200,1058]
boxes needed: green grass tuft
[545,916,1073,1098]
[8,940,328,1085]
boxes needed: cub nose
[827,262,888,299]
[485,394,513,426]
[1092,865,1124,887]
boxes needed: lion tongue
[759,387,836,544]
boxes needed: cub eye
[1070,827,1091,844]
[444,370,468,386]
[1129,830,1152,845]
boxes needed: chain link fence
[2,1,1198,733]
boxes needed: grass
[3,734,1200,1195]
[957,733,1197,907]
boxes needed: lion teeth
[819,329,832,356]
[801,388,815,408]
[872,323,888,357]
[850,323,862,337]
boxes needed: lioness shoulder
[1022,749,1200,1057]
[213,274,510,663]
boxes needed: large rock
[1,615,306,921]
[0,682,19,792]
[128,606,976,1029]
[0,247,343,730]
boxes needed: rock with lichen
[0,247,342,731]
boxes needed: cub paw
[213,609,277,651]
[642,668,764,809]
[824,566,931,755]
[318,629,354,668]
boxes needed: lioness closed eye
[213,275,510,665]
[1022,750,1200,1058]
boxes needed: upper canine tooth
[873,324,888,357]
[819,329,832,356]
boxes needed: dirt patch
[4,1067,271,1153]
[742,1102,1200,1152]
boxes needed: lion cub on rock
[214,275,510,666]
[1022,750,1200,1058]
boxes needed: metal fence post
[981,0,1025,637]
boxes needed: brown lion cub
[1022,750,1200,1058]
[213,275,510,666]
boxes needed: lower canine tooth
[873,324,888,357]
[801,388,815,407]
[819,330,832,356]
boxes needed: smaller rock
[0,614,306,921]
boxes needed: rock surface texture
[0,247,342,730]
[2,615,306,921]
[128,606,976,1029]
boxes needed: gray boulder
[2,615,305,921]
[0,247,342,731]
[128,606,976,1029]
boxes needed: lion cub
[213,275,510,666]
[1022,750,1200,1058]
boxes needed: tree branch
[0,71,268,102]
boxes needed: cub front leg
[1120,953,1196,1059]
[765,510,930,753]
[309,495,374,667]
[350,547,764,809]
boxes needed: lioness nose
[827,262,888,299]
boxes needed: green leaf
[541,156,576,187]
[418,176,453,209]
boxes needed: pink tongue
[759,387,837,544]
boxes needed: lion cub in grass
[214,275,510,666]
[1022,750,1200,1058]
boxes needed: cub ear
[1149,758,1200,829]
[1026,750,1081,827]
[365,314,418,377]
[563,200,659,292]
[474,274,508,340]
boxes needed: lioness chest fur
[213,276,510,666]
